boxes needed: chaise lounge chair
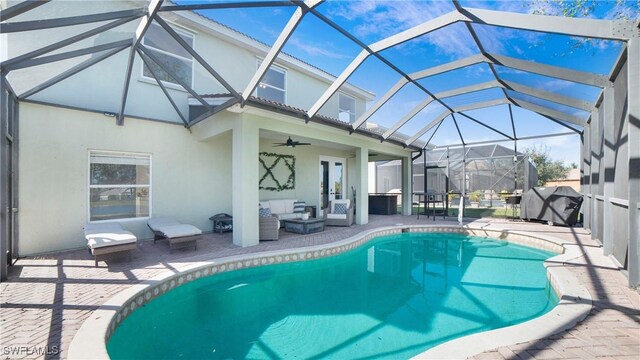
[147,217,202,251]
[84,222,137,266]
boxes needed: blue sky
[185,0,639,165]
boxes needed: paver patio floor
[1,215,638,359]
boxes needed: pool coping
[68,225,592,359]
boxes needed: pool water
[107,233,559,359]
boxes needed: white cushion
[283,200,296,214]
[259,201,270,209]
[86,232,137,249]
[156,224,202,238]
[85,222,137,249]
[331,199,350,213]
[147,217,181,231]
[326,213,347,220]
[269,200,287,215]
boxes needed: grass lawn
[403,206,520,219]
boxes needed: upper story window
[89,151,151,221]
[257,60,286,104]
[142,23,194,87]
[339,93,356,123]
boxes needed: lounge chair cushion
[147,217,181,230]
[326,213,347,220]
[155,224,202,238]
[86,232,137,249]
[84,223,137,250]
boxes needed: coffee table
[282,218,325,234]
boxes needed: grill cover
[520,186,583,225]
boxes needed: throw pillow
[334,203,348,215]
[259,207,272,217]
[293,201,306,213]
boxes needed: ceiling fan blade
[273,144,287,147]
[296,142,311,146]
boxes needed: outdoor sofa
[147,217,202,251]
[84,222,137,266]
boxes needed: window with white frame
[256,60,286,103]
[141,22,194,87]
[339,93,356,122]
[89,151,151,221]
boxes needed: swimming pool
[107,232,559,359]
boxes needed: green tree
[525,145,570,186]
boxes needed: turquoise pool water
[107,233,559,359]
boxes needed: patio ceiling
[0,0,638,151]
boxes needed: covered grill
[520,186,583,226]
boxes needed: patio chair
[324,199,354,227]
[259,211,280,241]
[84,222,137,266]
[147,217,202,251]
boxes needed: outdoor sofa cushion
[326,213,347,220]
[331,199,350,213]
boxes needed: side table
[209,213,233,234]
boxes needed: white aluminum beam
[488,53,612,88]
[452,98,509,112]
[382,96,434,139]
[117,0,163,125]
[307,9,466,120]
[351,78,408,130]
[369,10,469,53]
[509,98,586,127]
[242,0,321,103]
[306,49,369,119]
[501,79,593,112]
[409,53,486,80]
[435,80,501,99]
[405,110,451,146]
[461,6,636,41]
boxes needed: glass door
[319,156,346,215]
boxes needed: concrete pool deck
[1,216,638,359]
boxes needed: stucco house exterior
[2,0,417,256]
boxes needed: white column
[401,156,412,215]
[602,87,615,255]
[355,146,368,225]
[627,36,640,286]
[232,118,259,247]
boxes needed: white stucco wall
[18,102,232,255]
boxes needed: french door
[319,156,346,215]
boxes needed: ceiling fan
[273,137,311,148]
